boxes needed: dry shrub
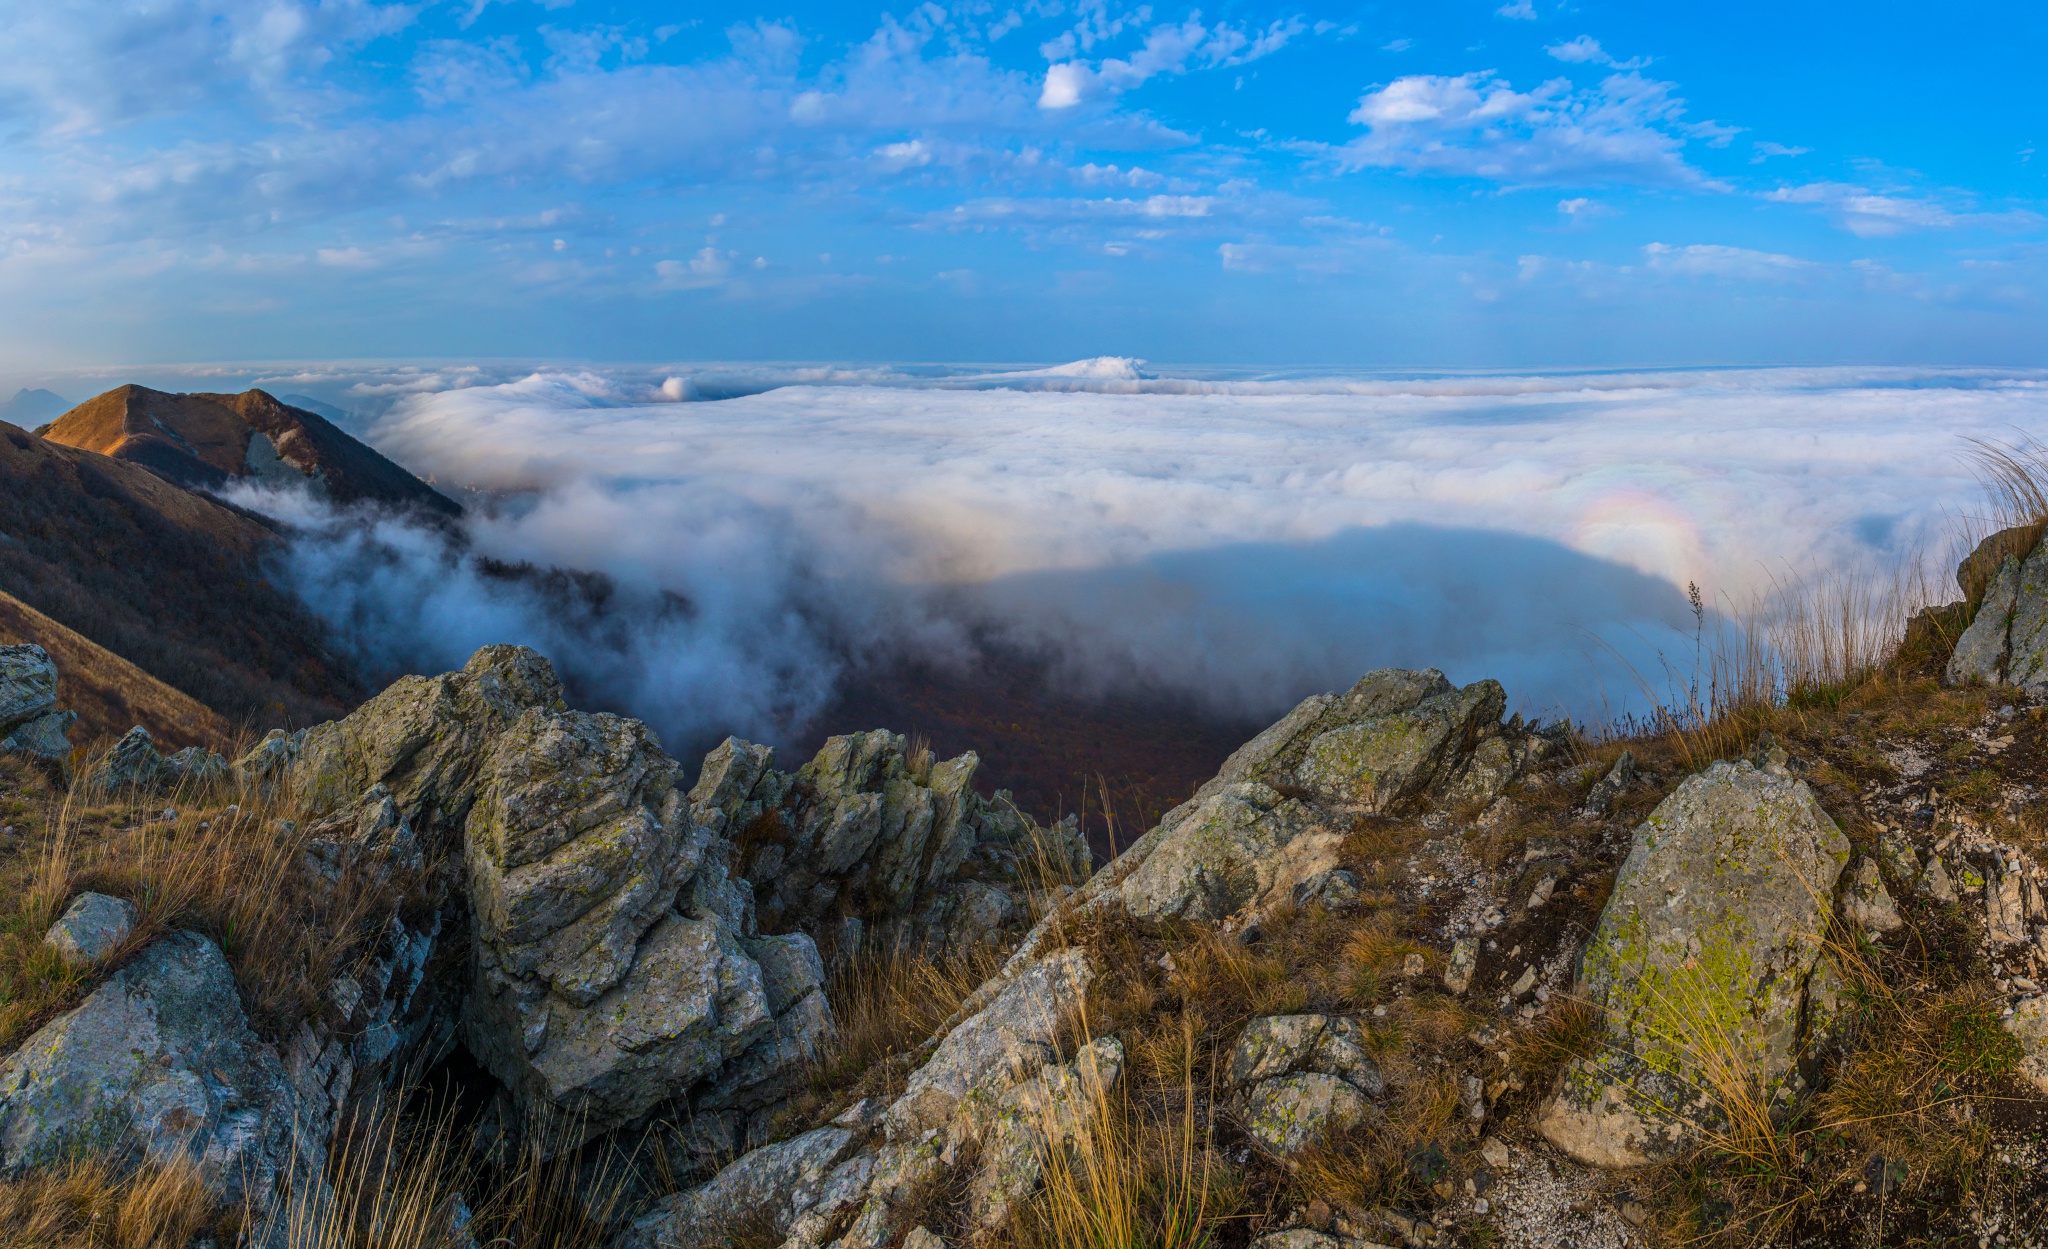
[0,1158,225,1249]
[1290,1067,1464,1216]
[1508,994,1606,1088]
[1165,928,1308,1025]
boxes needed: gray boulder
[1117,782,1335,923]
[0,931,312,1208]
[621,1125,864,1249]
[1539,759,1850,1167]
[1948,532,2048,691]
[0,644,58,735]
[2,709,74,765]
[1842,857,1903,935]
[1230,1015,1383,1156]
[966,1036,1125,1232]
[43,891,138,964]
[89,725,167,792]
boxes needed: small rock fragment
[43,892,139,964]
[1842,857,1903,934]
[1443,938,1478,994]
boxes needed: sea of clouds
[204,360,2048,755]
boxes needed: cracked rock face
[1539,759,1850,1168]
[1948,528,2048,693]
[0,644,57,736]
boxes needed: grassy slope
[0,421,362,729]
[0,590,230,751]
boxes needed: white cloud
[1556,197,1611,217]
[1766,182,2043,237]
[1496,0,1537,19]
[1037,14,1304,110]
[1333,71,1721,188]
[1382,38,1414,53]
[1751,141,1809,162]
[654,247,736,288]
[1642,242,1813,279]
[1545,36,1648,69]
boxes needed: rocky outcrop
[698,730,1088,953]
[86,724,228,794]
[1947,525,2048,691]
[0,643,72,768]
[1539,759,1850,1167]
[0,931,315,1209]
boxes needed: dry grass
[0,751,421,1051]
[1014,1015,1238,1249]
[794,935,1004,1117]
[0,1157,229,1249]
[0,590,232,753]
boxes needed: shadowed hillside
[41,385,460,517]
[0,590,230,750]
[0,421,362,727]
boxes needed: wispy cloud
[1328,71,1725,188]
[1642,241,1813,279]
[1545,36,1648,70]
[1037,14,1303,109]
[1765,182,2042,237]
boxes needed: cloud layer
[198,361,2048,755]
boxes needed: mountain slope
[40,385,460,518]
[0,590,229,750]
[0,421,362,727]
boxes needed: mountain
[0,388,66,422]
[39,384,460,518]
[0,589,229,750]
[0,420,363,728]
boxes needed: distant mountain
[0,388,66,422]
[39,384,460,518]
[279,393,355,427]
[0,421,364,728]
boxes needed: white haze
[221,361,2048,754]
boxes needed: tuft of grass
[0,1157,227,1249]
[797,935,1001,1115]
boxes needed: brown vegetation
[0,419,362,728]
[0,590,229,751]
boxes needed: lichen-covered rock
[287,644,567,833]
[1842,857,1903,935]
[161,745,229,788]
[620,1125,863,1249]
[89,725,167,792]
[2005,995,2048,1096]
[0,931,313,1208]
[1243,1073,1372,1156]
[1948,533,2048,692]
[1229,1015,1384,1097]
[1580,750,1638,818]
[0,644,58,735]
[967,1036,1125,1232]
[701,730,1086,950]
[43,891,138,964]
[1291,676,1507,812]
[1539,759,1850,1167]
[1117,782,1335,923]
[888,947,1095,1140]
[2,709,74,765]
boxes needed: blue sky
[2,0,2043,368]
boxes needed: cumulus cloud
[1331,71,1725,187]
[203,362,2041,752]
[1037,14,1303,109]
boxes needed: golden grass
[0,752,418,1050]
[794,935,1003,1116]
[0,1157,228,1249]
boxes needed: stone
[0,931,312,1209]
[1987,864,2032,946]
[1922,856,1958,904]
[967,1037,1124,1232]
[1444,938,1479,994]
[1291,678,1507,812]
[1948,534,2048,693]
[1292,868,1364,911]
[902,1230,947,1249]
[0,644,58,735]
[1539,759,1850,1168]
[161,746,229,788]
[2004,995,2048,1096]
[888,947,1094,1140]
[2,710,74,765]
[1242,1072,1371,1156]
[90,725,166,792]
[43,891,138,964]
[1250,1234,1344,1249]
[1116,782,1335,923]
[1580,750,1638,818]
[1842,858,1903,935]
[625,1125,862,1249]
